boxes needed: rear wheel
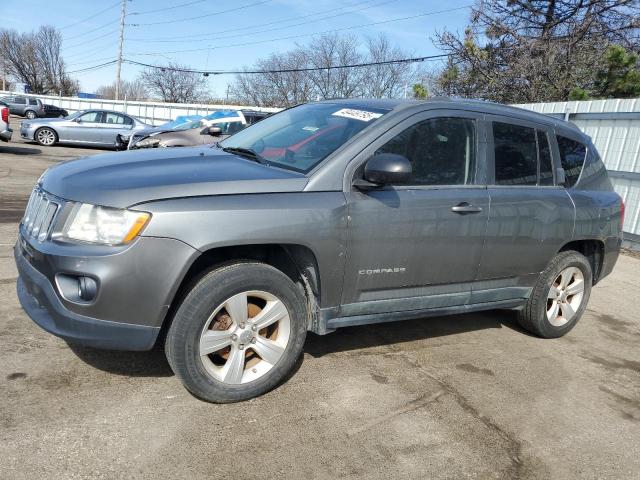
[35,127,57,146]
[518,250,592,338]
[25,110,36,119]
[165,262,307,403]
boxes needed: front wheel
[165,262,307,403]
[35,127,57,146]
[518,250,592,338]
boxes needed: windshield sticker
[303,126,320,132]
[331,108,383,122]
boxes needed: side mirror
[74,118,82,123]
[556,167,566,186]
[355,153,412,189]
[201,126,222,136]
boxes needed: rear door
[341,110,490,316]
[474,116,574,302]
[101,112,133,145]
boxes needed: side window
[103,112,127,124]
[14,97,27,105]
[28,99,38,106]
[537,130,554,186]
[122,115,133,126]
[78,111,102,123]
[493,122,537,185]
[556,136,586,188]
[376,117,477,185]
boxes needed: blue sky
[3,0,472,96]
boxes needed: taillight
[620,197,626,229]
[1,107,8,124]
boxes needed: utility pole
[114,0,127,100]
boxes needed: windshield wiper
[222,146,268,165]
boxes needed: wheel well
[160,244,321,338]
[559,239,605,284]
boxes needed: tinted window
[537,130,554,186]
[493,122,537,185]
[78,111,102,123]
[103,112,127,125]
[28,99,38,106]
[14,97,27,105]
[557,136,586,188]
[376,117,476,185]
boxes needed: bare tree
[95,79,147,100]
[0,26,77,95]
[304,34,365,99]
[139,63,209,103]
[363,35,414,98]
[232,33,417,106]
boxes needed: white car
[0,101,12,142]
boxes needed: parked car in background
[0,95,45,119]
[43,104,69,118]
[0,101,12,142]
[20,109,149,148]
[14,99,623,403]
[126,109,269,149]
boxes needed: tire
[518,250,592,338]
[165,262,308,403]
[25,110,36,119]
[35,127,57,146]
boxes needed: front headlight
[135,137,160,148]
[60,203,150,245]
[23,123,31,128]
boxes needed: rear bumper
[0,127,11,142]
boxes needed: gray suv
[0,95,45,119]
[14,99,623,403]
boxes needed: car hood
[40,147,308,208]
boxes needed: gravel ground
[1,129,639,480]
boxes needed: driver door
[68,111,104,143]
[340,111,490,316]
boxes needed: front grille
[21,187,61,242]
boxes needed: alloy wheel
[36,129,56,146]
[199,290,291,385]
[546,267,585,326]
[26,111,36,119]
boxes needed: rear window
[28,99,38,106]
[557,136,586,188]
[493,122,538,185]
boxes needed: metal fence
[0,90,280,126]
[516,98,640,239]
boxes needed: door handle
[451,202,483,214]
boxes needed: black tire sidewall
[528,251,592,338]
[166,262,307,403]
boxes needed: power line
[127,0,390,42]
[124,54,450,75]
[62,18,120,41]
[63,28,120,50]
[129,0,401,44]
[129,0,211,15]
[58,1,121,30]
[67,60,118,75]
[128,6,472,56]
[127,0,272,26]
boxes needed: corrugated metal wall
[516,99,640,238]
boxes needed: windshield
[218,103,389,173]
[159,115,203,130]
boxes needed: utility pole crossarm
[115,0,127,100]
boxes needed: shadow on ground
[66,309,525,378]
[0,145,41,155]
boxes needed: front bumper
[0,127,11,142]
[14,231,198,351]
[20,124,35,140]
